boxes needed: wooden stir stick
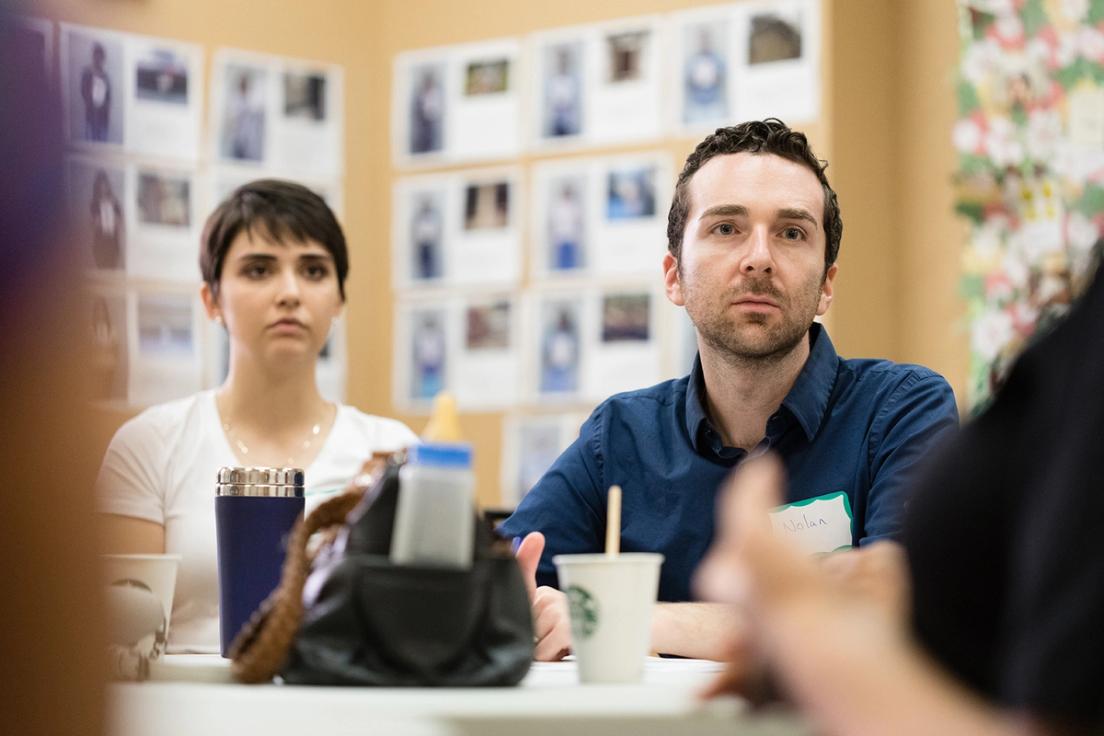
[605,484,622,557]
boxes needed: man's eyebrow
[699,204,749,219]
[778,208,819,229]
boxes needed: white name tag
[768,491,853,555]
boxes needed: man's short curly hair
[666,118,842,272]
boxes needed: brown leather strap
[228,454,391,683]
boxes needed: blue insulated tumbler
[215,466,305,657]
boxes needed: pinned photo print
[410,308,448,400]
[284,71,326,122]
[464,181,509,231]
[465,58,509,96]
[220,64,267,162]
[539,300,581,395]
[682,22,729,124]
[69,159,126,271]
[137,294,194,358]
[135,47,189,105]
[542,41,583,139]
[409,63,445,155]
[606,30,647,83]
[136,170,191,228]
[89,293,128,403]
[409,190,445,281]
[606,166,656,220]
[547,175,586,272]
[466,300,511,350]
[65,28,124,144]
[601,293,650,342]
[748,8,803,65]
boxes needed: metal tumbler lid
[215,466,305,497]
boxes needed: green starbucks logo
[565,585,599,639]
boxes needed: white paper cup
[102,554,181,658]
[552,553,663,684]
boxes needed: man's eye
[713,222,736,236]
[781,226,805,241]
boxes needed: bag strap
[228,454,392,683]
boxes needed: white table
[108,655,810,736]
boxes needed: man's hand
[514,531,572,661]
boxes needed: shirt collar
[683,322,839,450]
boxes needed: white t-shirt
[95,390,417,653]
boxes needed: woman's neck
[218,353,327,437]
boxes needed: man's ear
[663,251,685,307]
[816,263,838,316]
[200,282,220,321]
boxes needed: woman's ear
[200,282,221,322]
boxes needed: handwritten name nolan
[780,514,829,532]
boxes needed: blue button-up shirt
[499,324,959,602]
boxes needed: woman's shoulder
[332,403,418,452]
[110,391,217,452]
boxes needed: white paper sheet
[61,23,127,150]
[67,154,129,274]
[127,289,203,406]
[732,0,821,124]
[127,161,201,282]
[453,294,521,409]
[124,34,204,161]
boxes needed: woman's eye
[303,264,330,280]
[244,263,269,278]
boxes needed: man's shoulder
[591,374,691,418]
[833,357,957,425]
[838,357,950,392]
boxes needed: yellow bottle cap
[421,391,463,442]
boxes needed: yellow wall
[61,0,968,506]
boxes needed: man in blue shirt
[500,118,959,661]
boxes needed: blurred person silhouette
[81,41,111,141]
[698,258,1104,735]
[224,69,265,161]
[411,195,442,280]
[549,181,584,271]
[90,169,123,268]
[684,27,727,124]
[410,67,443,154]
[540,307,579,394]
[1,9,106,736]
[545,45,581,137]
[412,313,446,399]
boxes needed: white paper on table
[270,60,344,177]
[126,160,201,283]
[592,153,672,278]
[732,0,821,124]
[453,293,520,410]
[530,158,592,280]
[585,286,663,400]
[447,38,522,163]
[448,166,523,287]
[588,16,666,145]
[67,153,130,275]
[60,23,127,151]
[671,6,737,136]
[127,288,203,407]
[124,34,203,162]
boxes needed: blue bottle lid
[408,442,473,468]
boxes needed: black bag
[278,457,534,687]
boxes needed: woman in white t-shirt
[97,180,417,652]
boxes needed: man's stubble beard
[684,272,824,369]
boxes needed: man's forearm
[650,602,747,660]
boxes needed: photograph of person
[85,166,125,270]
[409,63,444,155]
[605,30,647,83]
[464,59,509,96]
[547,176,586,272]
[137,170,191,228]
[539,300,581,395]
[220,64,267,162]
[135,47,189,105]
[67,30,123,144]
[606,165,656,220]
[542,42,582,138]
[137,294,194,358]
[600,293,650,342]
[96,180,417,653]
[682,24,728,124]
[90,294,127,402]
[465,301,510,350]
[284,71,326,122]
[464,180,509,230]
[410,191,444,281]
[748,10,803,65]
[411,309,447,400]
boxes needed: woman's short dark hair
[666,118,842,273]
[200,179,349,300]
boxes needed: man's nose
[741,227,774,274]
